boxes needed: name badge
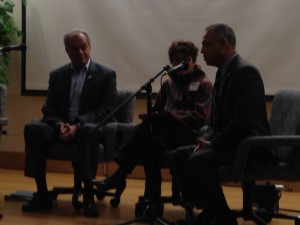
[188,82,200,91]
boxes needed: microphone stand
[0,43,27,55]
[93,65,174,225]
[116,69,175,225]
[92,65,170,132]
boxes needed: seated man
[171,23,277,225]
[22,29,117,217]
[97,40,212,204]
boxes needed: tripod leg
[118,212,174,225]
[156,217,175,225]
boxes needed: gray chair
[0,84,8,141]
[5,90,137,208]
[49,89,138,208]
[0,84,8,220]
[217,89,300,225]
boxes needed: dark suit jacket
[210,54,270,151]
[41,60,117,128]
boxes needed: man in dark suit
[22,29,117,217]
[171,24,272,225]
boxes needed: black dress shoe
[95,169,127,198]
[95,169,126,191]
[95,177,126,193]
[22,192,53,212]
[95,177,126,204]
[83,199,99,218]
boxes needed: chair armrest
[231,135,300,182]
[0,117,9,126]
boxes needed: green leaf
[0,0,21,84]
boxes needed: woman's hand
[194,137,211,152]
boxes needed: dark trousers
[171,146,235,211]
[115,114,197,201]
[24,120,99,181]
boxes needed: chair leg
[237,181,298,225]
[237,181,268,225]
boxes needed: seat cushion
[218,162,300,182]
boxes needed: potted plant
[0,0,22,83]
[0,0,23,117]
[0,0,23,126]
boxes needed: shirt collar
[71,59,91,73]
[219,53,237,77]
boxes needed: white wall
[22,0,300,95]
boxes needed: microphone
[0,43,27,53]
[164,61,188,83]
[166,61,188,74]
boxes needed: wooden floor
[0,168,300,224]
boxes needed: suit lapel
[218,71,231,97]
[218,54,240,97]
[62,65,72,115]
